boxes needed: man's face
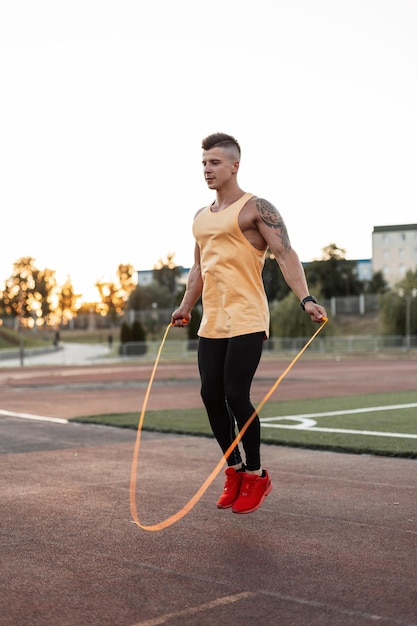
[202,147,239,190]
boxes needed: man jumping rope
[171,133,326,514]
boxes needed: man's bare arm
[171,242,203,326]
[255,198,326,322]
[256,198,291,251]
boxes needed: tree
[32,267,56,323]
[95,280,122,323]
[364,270,388,294]
[0,257,57,327]
[95,263,137,323]
[117,263,137,298]
[262,253,290,302]
[380,270,417,336]
[321,243,346,261]
[262,244,368,305]
[56,276,79,325]
[305,244,363,298]
[270,289,331,340]
[153,253,182,294]
[128,282,175,311]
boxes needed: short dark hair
[201,132,241,159]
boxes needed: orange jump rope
[129,317,328,532]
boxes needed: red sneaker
[232,470,272,514]
[216,468,244,509]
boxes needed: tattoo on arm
[256,198,291,250]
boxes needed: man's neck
[212,186,245,212]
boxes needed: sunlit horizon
[2,236,376,307]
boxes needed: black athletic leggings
[197,332,264,471]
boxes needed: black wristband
[300,295,317,310]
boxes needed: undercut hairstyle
[201,132,241,161]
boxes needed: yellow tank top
[193,192,270,339]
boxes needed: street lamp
[399,288,417,350]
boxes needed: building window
[399,264,406,276]
[399,248,404,258]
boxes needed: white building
[137,267,190,288]
[372,223,417,286]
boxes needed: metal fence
[325,294,380,316]
[1,334,416,368]
[119,334,417,360]
[121,294,382,327]
[0,294,382,334]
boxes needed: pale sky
[1,0,416,301]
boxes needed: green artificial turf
[72,389,417,458]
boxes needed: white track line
[0,409,68,424]
[263,424,417,438]
[260,402,417,421]
[130,592,255,626]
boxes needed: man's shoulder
[242,195,261,215]
[241,195,279,227]
[194,205,208,219]
[247,195,270,205]
[246,196,279,214]
[244,195,269,208]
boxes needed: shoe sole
[232,481,272,515]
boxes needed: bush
[131,320,146,343]
[119,320,147,355]
[120,322,132,343]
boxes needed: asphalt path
[1,412,416,626]
[0,342,111,368]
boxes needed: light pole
[151,302,158,341]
